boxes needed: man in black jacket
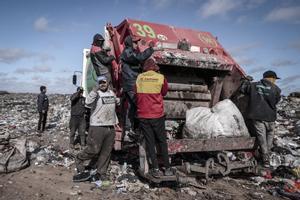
[241,70,281,167]
[69,87,86,149]
[37,85,49,132]
[120,35,154,136]
[90,33,115,85]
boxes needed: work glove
[109,55,116,61]
[148,40,155,48]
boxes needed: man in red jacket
[135,58,173,177]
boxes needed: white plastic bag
[212,99,249,137]
[183,99,249,138]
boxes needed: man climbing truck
[73,19,257,183]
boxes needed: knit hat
[143,58,160,72]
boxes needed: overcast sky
[0,0,299,95]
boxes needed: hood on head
[124,35,140,48]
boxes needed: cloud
[198,0,242,18]
[152,0,173,9]
[280,84,300,95]
[228,42,261,56]
[0,48,33,64]
[265,6,300,23]
[0,74,75,94]
[228,43,260,67]
[15,65,52,74]
[34,17,49,32]
[50,76,76,94]
[236,15,248,24]
[288,40,300,51]
[33,17,59,32]
[245,0,266,9]
[248,66,267,74]
[0,48,54,64]
[0,72,8,77]
[235,56,256,66]
[278,75,300,87]
[271,59,298,67]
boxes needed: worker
[37,85,49,133]
[120,35,154,138]
[69,87,86,149]
[90,33,115,85]
[240,70,281,167]
[135,58,173,177]
[73,75,119,183]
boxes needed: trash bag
[183,107,223,138]
[183,99,249,138]
[212,99,249,137]
[0,138,29,173]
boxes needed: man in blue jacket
[37,85,49,132]
[120,35,154,136]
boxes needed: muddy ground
[0,164,282,200]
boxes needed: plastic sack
[0,138,29,173]
[183,107,223,138]
[183,99,249,138]
[212,99,249,137]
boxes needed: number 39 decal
[132,23,156,39]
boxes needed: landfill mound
[0,93,299,200]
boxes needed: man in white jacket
[73,75,119,183]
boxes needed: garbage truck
[73,19,257,183]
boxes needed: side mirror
[72,75,77,85]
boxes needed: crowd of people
[37,33,281,185]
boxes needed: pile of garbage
[249,94,300,199]
[0,93,72,171]
[1,92,300,198]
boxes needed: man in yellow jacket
[135,58,173,177]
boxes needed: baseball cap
[263,70,280,79]
[97,75,107,83]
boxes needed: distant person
[37,85,49,132]
[240,70,281,167]
[73,75,119,184]
[69,87,86,149]
[120,35,155,136]
[135,58,173,177]
[90,33,115,85]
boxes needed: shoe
[150,168,163,178]
[124,130,133,142]
[164,168,174,176]
[73,171,91,182]
[75,157,85,173]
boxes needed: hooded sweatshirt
[241,78,281,122]
[120,36,154,92]
[90,45,115,76]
